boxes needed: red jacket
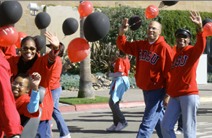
[114,57,130,76]
[0,50,23,137]
[7,54,54,121]
[116,35,172,90]
[49,56,62,90]
[167,32,206,97]
[16,94,39,118]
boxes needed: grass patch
[59,96,109,105]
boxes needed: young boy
[12,72,41,126]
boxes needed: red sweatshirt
[7,53,54,121]
[116,35,172,90]
[0,51,23,137]
[167,32,206,97]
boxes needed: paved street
[52,102,212,138]
[53,84,212,138]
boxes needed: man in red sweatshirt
[117,19,172,137]
[161,11,206,138]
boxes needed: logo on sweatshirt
[172,55,188,68]
[139,50,159,65]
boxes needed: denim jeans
[136,88,165,138]
[51,87,70,137]
[161,95,199,138]
[36,120,51,138]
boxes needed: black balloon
[83,12,110,42]
[0,1,23,26]
[162,1,178,6]
[33,35,45,51]
[202,18,212,27]
[128,15,141,31]
[62,18,78,35]
[35,12,51,29]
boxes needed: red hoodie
[167,32,206,97]
[116,35,172,91]
[0,50,23,137]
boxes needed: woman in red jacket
[7,31,62,138]
[161,11,206,138]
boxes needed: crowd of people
[0,10,207,138]
[0,32,70,138]
[113,11,206,138]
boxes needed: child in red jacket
[107,50,130,132]
[12,72,41,126]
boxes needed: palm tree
[77,17,95,98]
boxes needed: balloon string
[129,20,142,27]
[62,36,66,40]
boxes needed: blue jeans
[52,87,70,137]
[161,95,199,138]
[36,120,51,138]
[136,88,165,138]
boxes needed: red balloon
[145,5,159,19]
[78,1,93,18]
[67,38,90,63]
[203,22,212,37]
[0,25,18,47]
[15,32,27,48]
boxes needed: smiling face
[147,21,162,43]
[20,37,37,62]
[12,75,30,99]
[176,35,191,49]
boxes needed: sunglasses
[176,34,189,38]
[21,47,36,51]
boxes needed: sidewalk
[59,83,212,113]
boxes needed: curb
[59,96,212,113]
[59,101,145,113]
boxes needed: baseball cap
[175,28,191,38]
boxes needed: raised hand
[44,31,60,50]
[30,72,41,91]
[119,18,129,36]
[190,11,202,29]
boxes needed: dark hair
[14,73,30,80]
[58,42,65,57]
[119,50,127,57]
[21,36,36,48]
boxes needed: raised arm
[189,11,203,32]
[188,11,206,65]
[44,31,63,65]
[27,72,41,113]
[118,18,129,36]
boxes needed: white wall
[196,54,207,84]
[46,6,80,52]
